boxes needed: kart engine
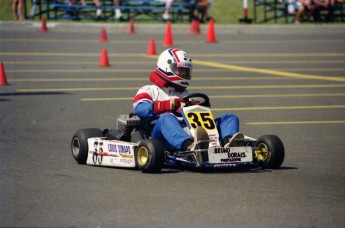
[113,114,150,142]
[117,114,142,134]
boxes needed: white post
[243,0,248,18]
[239,0,252,23]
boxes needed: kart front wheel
[255,135,285,169]
[71,128,103,164]
[136,140,165,173]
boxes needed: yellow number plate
[185,111,216,130]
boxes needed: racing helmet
[156,48,193,88]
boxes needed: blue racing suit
[133,72,240,151]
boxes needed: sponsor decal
[228,152,246,158]
[108,144,132,154]
[108,144,117,152]
[221,158,241,162]
[214,148,247,158]
[214,147,230,153]
[209,133,220,148]
[209,134,218,141]
[118,145,131,154]
[214,164,237,168]
[209,147,252,164]
[120,159,133,164]
[121,154,134,158]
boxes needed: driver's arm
[133,98,184,119]
[133,85,184,118]
[133,101,157,120]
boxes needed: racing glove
[153,98,184,115]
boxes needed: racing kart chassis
[71,93,285,173]
[135,134,285,172]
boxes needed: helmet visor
[170,63,192,80]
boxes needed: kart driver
[133,48,243,152]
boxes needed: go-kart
[71,93,285,173]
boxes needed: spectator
[66,0,86,20]
[162,0,174,20]
[328,0,344,21]
[196,0,208,22]
[67,0,86,5]
[205,0,214,21]
[12,0,24,21]
[68,0,82,3]
[312,0,334,22]
[194,0,214,22]
[298,0,313,22]
[286,0,305,24]
[114,0,122,20]
[94,0,122,20]
[29,0,40,19]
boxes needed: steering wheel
[182,93,210,107]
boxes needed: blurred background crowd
[9,0,345,23]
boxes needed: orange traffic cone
[190,19,200,35]
[163,22,173,47]
[39,18,49,32]
[206,19,216,43]
[195,20,201,34]
[99,48,110,67]
[0,62,8,86]
[127,19,136,34]
[190,20,196,34]
[99,27,108,42]
[147,38,157,55]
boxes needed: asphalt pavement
[1,21,345,227]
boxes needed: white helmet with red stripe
[156,48,193,88]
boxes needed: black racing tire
[136,140,165,173]
[71,128,104,164]
[256,135,285,169]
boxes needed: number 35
[187,112,216,130]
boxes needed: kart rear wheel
[71,128,103,164]
[136,140,164,173]
[255,135,285,169]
